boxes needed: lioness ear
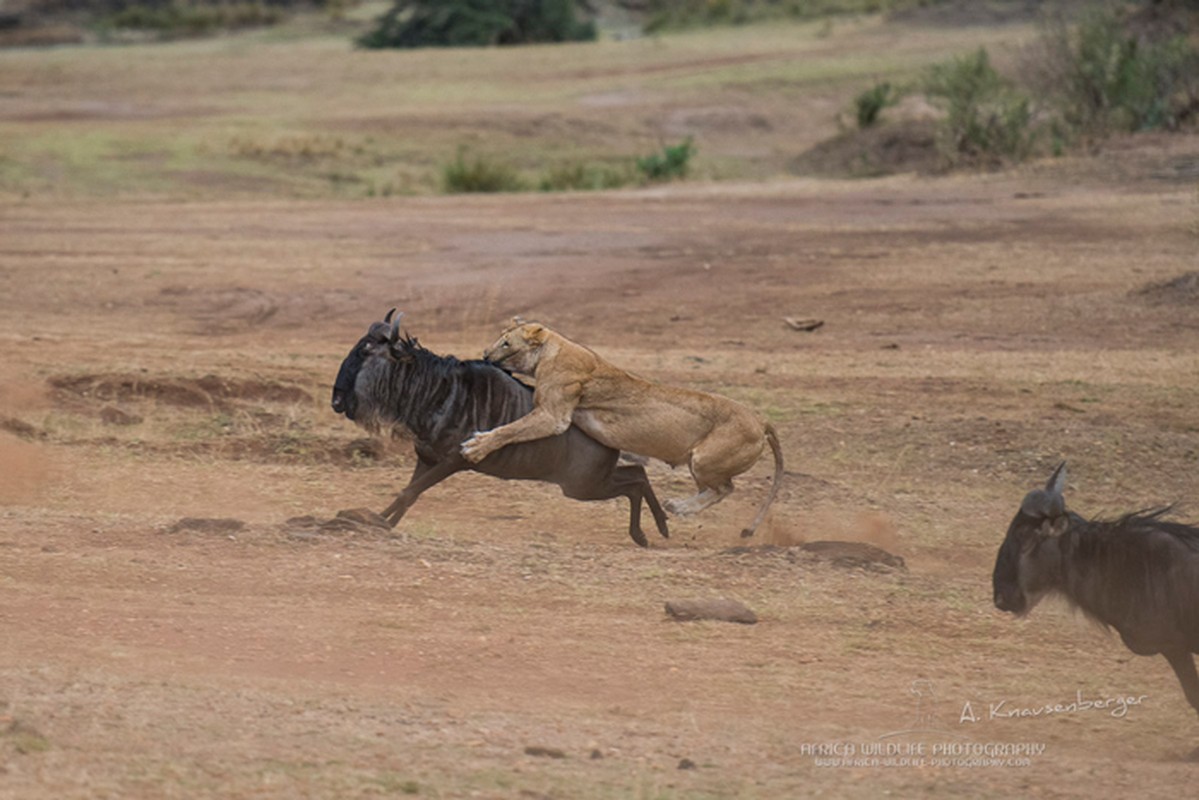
[522,323,548,345]
[511,316,526,327]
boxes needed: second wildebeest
[993,463,1199,753]
[330,310,669,546]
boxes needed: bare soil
[2,135,1199,798]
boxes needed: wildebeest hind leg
[615,464,669,542]
[381,458,465,527]
[665,444,741,516]
[636,471,670,539]
[560,466,657,547]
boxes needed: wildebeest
[330,310,669,547]
[993,463,1199,743]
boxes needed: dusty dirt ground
[2,134,1199,798]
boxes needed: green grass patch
[636,137,695,182]
[538,161,634,191]
[101,3,287,39]
[2,720,50,755]
[643,0,942,33]
[441,148,526,193]
[854,79,897,128]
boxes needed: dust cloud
[0,433,53,504]
[762,508,902,554]
[0,378,54,504]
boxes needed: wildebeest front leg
[381,457,466,527]
[1164,650,1199,716]
[1162,651,1199,761]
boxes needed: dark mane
[1075,507,1199,552]
[398,333,525,388]
[1060,507,1199,640]
[364,332,533,446]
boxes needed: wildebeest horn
[1045,462,1067,494]
[384,308,397,324]
[1045,462,1067,515]
[388,311,404,345]
[1020,463,1068,519]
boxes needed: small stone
[523,745,566,759]
[99,405,142,426]
[678,758,698,770]
[168,517,245,535]
[664,598,757,625]
[800,541,906,571]
[783,316,824,332]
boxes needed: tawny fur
[461,320,784,537]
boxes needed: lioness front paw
[460,432,492,463]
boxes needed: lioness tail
[741,422,784,538]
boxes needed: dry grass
[0,14,1039,199]
[2,12,1199,799]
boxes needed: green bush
[358,0,596,49]
[104,2,284,35]
[441,149,525,193]
[440,142,698,195]
[925,48,1035,166]
[642,0,931,32]
[855,81,896,128]
[1035,6,1199,137]
[636,138,695,182]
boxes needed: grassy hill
[0,8,1040,199]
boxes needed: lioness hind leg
[665,483,733,516]
[664,427,757,516]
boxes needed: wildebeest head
[993,462,1071,616]
[331,309,404,421]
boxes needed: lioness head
[483,318,549,373]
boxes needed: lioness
[460,320,784,537]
